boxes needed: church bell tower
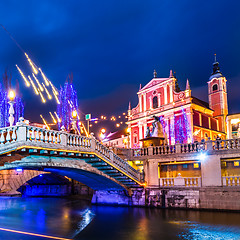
[208,55,228,134]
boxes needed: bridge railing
[0,124,141,183]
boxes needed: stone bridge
[0,124,144,198]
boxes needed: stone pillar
[139,95,142,112]
[16,125,27,142]
[164,86,167,105]
[60,132,68,146]
[149,96,152,109]
[170,84,173,102]
[158,93,161,107]
[143,93,147,111]
[146,160,159,187]
[201,155,222,186]
[143,123,147,138]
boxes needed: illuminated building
[127,58,228,147]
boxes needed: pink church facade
[127,60,228,148]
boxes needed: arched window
[153,96,158,109]
[212,84,218,91]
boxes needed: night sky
[1,1,240,133]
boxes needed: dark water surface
[0,197,240,240]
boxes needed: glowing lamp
[72,110,77,118]
[127,128,131,133]
[16,168,23,172]
[8,90,15,101]
[101,128,106,134]
[199,152,207,161]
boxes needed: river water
[0,197,240,240]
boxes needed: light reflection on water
[0,197,239,240]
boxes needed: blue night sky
[1,1,240,125]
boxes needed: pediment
[139,78,170,92]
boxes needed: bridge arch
[0,155,128,194]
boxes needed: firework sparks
[49,81,59,95]
[54,112,61,122]
[25,53,38,75]
[39,68,50,86]
[42,83,52,100]
[49,112,57,124]
[40,115,50,129]
[38,89,46,103]
[32,73,44,92]
[15,65,30,87]
[28,75,39,95]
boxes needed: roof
[192,96,211,110]
[103,129,127,141]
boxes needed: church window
[153,96,158,109]
[212,84,218,91]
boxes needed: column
[170,84,173,102]
[164,86,167,105]
[139,123,143,147]
[158,93,161,107]
[143,93,147,111]
[149,96,152,109]
[139,95,142,112]
[143,123,147,138]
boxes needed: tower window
[153,96,158,109]
[212,84,218,91]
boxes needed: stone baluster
[237,177,240,186]
[223,140,226,149]
[35,129,40,141]
[44,131,49,142]
[228,140,231,149]
[40,130,44,142]
[0,130,5,144]
[26,127,31,141]
[52,132,56,144]
[6,128,11,143]
[72,136,76,146]
[12,127,17,142]
[48,132,52,143]
[69,136,72,146]
[233,139,236,149]
[57,133,61,144]
[31,128,35,142]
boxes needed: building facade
[127,59,228,148]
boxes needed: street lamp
[71,110,78,134]
[8,90,15,127]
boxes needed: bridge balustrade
[222,176,240,186]
[159,177,201,187]
[0,124,142,183]
[0,126,18,144]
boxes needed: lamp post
[8,90,15,127]
[71,110,78,133]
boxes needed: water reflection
[0,197,239,240]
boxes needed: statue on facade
[151,116,164,138]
